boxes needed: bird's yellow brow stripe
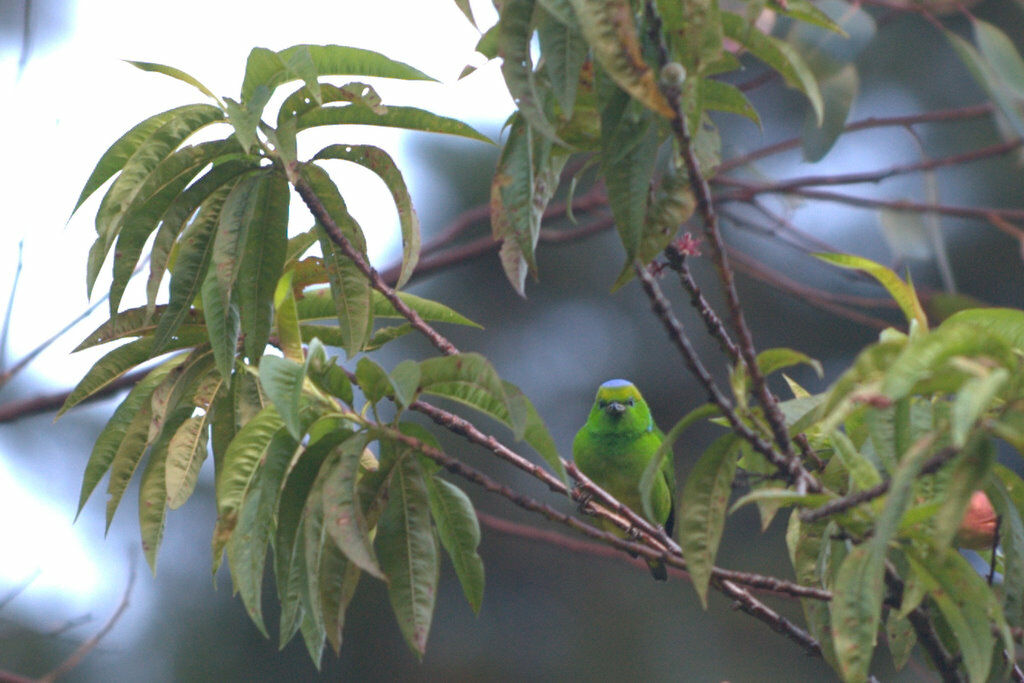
[596,385,642,402]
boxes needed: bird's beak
[605,401,626,417]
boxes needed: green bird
[573,379,675,580]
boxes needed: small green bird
[573,379,675,580]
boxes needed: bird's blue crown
[599,379,634,390]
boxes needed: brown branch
[718,579,822,657]
[884,567,964,683]
[636,264,821,492]
[0,367,150,424]
[645,3,805,491]
[290,164,460,357]
[36,557,137,683]
[718,103,996,174]
[799,447,959,523]
[668,252,740,363]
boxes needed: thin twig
[719,579,822,657]
[799,447,959,524]
[37,557,137,683]
[0,240,24,373]
[0,367,149,424]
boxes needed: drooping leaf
[990,466,1024,628]
[165,412,212,510]
[641,403,717,522]
[212,405,286,571]
[830,545,885,683]
[801,63,857,162]
[302,164,373,358]
[296,287,479,328]
[76,355,189,516]
[59,330,208,418]
[355,356,391,405]
[377,455,439,657]
[537,6,588,115]
[942,307,1024,350]
[318,527,361,655]
[425,476,485,614]
[946,24,1024,139]
[321,433,385,579]
[814,252,928,331]
[678,433,738,607]
[571,0,674,118]
[152,184,235,355]
[138,406,191,572]
[389,360,422,410]
[701,78,761,126]
[227,429,299,636]
[259,355,309,441]
[313,144,420,289]
[201,270,240,384]
[418,353,522,437]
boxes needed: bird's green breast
[573,426,669,522]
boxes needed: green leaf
[165,412,212,509]
[138,406,191,572]
[831,545,885,683]
[944,22,1024,139]
[942,307,1024,350]
[801,63,857,162]
[241,44,435,106]
[73,305,200,351]
[932,436,993,548]
[830,430,882,491]
[75,355,189,516]
[701,79,761,126]
[355,357,391,405]
[570,0,674,118]
[885,610,916,672]
[275,432,342,648]
[72,105,221,217]
[59,330,207,418]
[678,433,738,607]
[318,528,361,654]
[146,159,259,315]
[973,18,1024,98]
[259,355,308,441]
[201,271,240,384]
[274,270,304,362]
[728,488,830,514]
[302,164,373,358]
[88,104,227,296]
[772,0,846,34]
[952,368,1008,447]
[498,0,566,145]
[321,433,385,579]
[641,403,718,523]
[756,347,823,379]
[501,381,566,483]
[235,171,290,361]
[313,144,420,289]
[296,287,479,328]
[295,104,491,143]
[126,60,220,101]
[227,429,298,636]
[152,184,235,355]
[814,252,927,331]
[537,7,588,115]
[491,116,569,294]
[989,466,1024,628]
[110,139,243,315]
[390,360,422,410]
[418,353,521,436]
[904,544,1005,683]
[104,399,155,530]
[377,455,439,657]
[721,12,823,124]
[147,347,214,443]
[599,88,661,273]
[306,339,353,404]
[426,477,485,614]
[212,405,286,571]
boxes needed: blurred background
[2,0,1024,680]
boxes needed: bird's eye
[626,398,634,406]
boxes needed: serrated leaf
[227,429,298,636]
[152,184,235,355]
[321,433,385,579]
[571,0,674,118]
[377,455,438,657]
[76,355,189,516]
[313,144,420,289]
[59,330,207,418]
[212,405,286,571]
[295,104,491,143]
[814,252,928,331]
[426,477,484,614]
[678,433,738,607]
